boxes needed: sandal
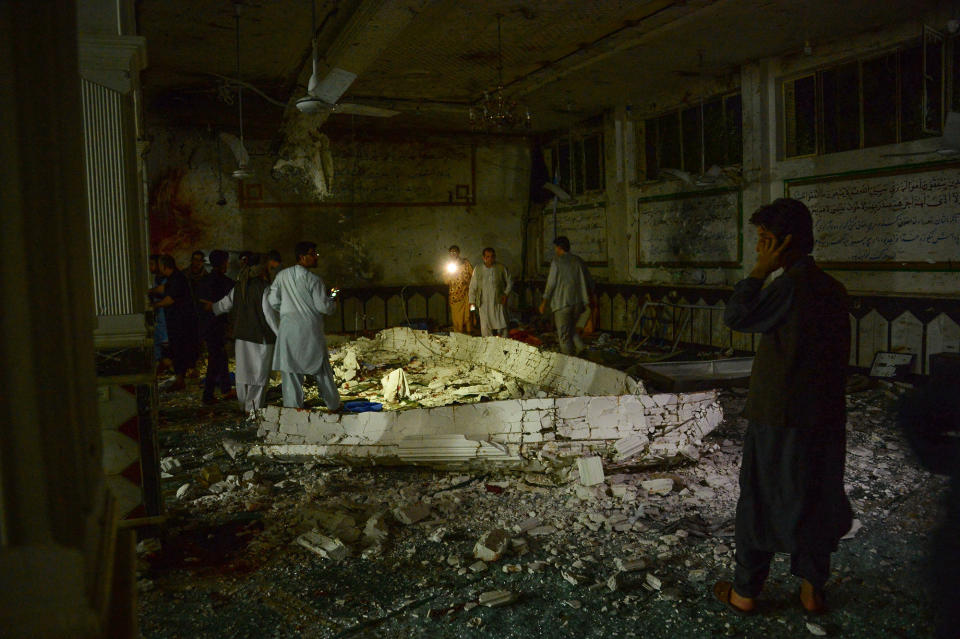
[800,581,827,615]
[712,580,757,617]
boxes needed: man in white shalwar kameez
[268,241,341,410]
[468,247,513,337]
[211,259,279,415]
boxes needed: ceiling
[138,0,943,138]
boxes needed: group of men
[443,238,594,355]
[149,243,341,415]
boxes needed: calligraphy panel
[542,203,608,266]
[636,188,742,267]
[785,163,960,269]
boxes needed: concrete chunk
[295,530,350,560]
[222,438,245,460]
[641,478,674,495]
[512,517,540,534]
[473,528,510,562]
[392,502,431,525]
[577,456,605,486]
[478,590,519,607]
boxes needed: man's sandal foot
[712,581,757,617]
[800,582,827,615]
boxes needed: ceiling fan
[880,111,960,157]
[294,0,398,118]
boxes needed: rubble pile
[140,380,948,638]
[258,328,723,470]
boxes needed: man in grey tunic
[267,241,341,411]
[713,198,852,616]
[468,247,512,337]
[539,236,592,355]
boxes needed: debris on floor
[139,346,945,639]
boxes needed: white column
[78,20,148,347]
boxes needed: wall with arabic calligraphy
[541,201,608,266]
[635,188,742,267]
[785,163,960,269]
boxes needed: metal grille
[82,79,134,316]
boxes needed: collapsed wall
[253,328,722,472]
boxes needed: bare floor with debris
[139,379,946,638]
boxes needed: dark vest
[233,277,276,344]
[744,259,850,429]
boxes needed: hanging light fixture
[469,14,531,131]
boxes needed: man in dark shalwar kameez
[713,198,853,615]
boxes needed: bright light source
[445,261,459,274]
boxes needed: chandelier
[469,14,531,131]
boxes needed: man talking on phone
[268,241,341,411]
[713,198,852,616]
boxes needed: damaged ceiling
[139,0,936,136]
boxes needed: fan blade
[219,132,250,167]
[310,67,357,104]
[334,103,399,117]
[543,182,573,202]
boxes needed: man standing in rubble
[468,247,512,337]
[443,245,473,334]
[197,249,235,405]
[152,255,198,392]
[539,236,592,355]
[210,253,279,415]
[713,198,852,616]
[268,241,341,411]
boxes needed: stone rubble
[141,374,941,637]
[258,328,724,471]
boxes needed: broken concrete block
[175,483,192,500]
[575,485,604,500]
[806,622,827,636]
[577,456,605,486]
[687,569,706,582]
[645,573,662,590]
[160,457,182,474]
[562,570,586,586]
[222,438,245,460]
[641,478,673,495]
[295,530,350,560]
[512,517,540,534]
[468,560,487,573]
[208,480,230,494]
[478,590,518,607]
[473,528,510,562]
[392,502,431,525]
[502,564,522,574]
[606,573,624,592]
[526,525,556,537]
[428,526,448,542]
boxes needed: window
[641,92,742,180]
[782,33,946,159]
[542,129,605,196]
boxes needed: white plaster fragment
[577,456,605,486]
